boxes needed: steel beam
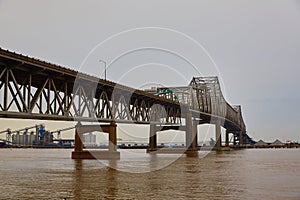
[0,48,246,136]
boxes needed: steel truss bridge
[0,48,250,158]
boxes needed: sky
[0,0,299,142]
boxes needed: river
[0,148,299,199]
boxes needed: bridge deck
[0,47,245,133]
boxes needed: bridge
[0,47,248,158]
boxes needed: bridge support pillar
[72,122,120,160]
[239,131,243,146]
[225,130,230,147]
[185,113,192,150]
[147,124,186,154]
[215,119,222,149]
[185,112,198,157]
[74,124,83,152]
[192,120,198,150]
[109,122,117,152]
[148,123,157,152]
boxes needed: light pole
[99,59,107,80]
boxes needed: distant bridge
[0,48,248,158]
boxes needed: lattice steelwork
[0,48,181,124]
[0,48,246,133]
[157,77,246,132]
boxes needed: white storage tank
[15,133,20,146]
[29,132,35,146]
[19,134,24,146]
[24,134,29,146]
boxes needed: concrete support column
[74,124,83,152]
[109,122,117,152]
[72,123,120,160]
[149,123,157,151]
[185,112,193,150]
[191,120,198,150]
[225,130,230,147]
[239,131,243,146]
[215,119,222,148]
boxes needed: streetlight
[99,59,107,80]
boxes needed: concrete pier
[239,131,243,146]
[215,119,222,148]
[225,129,230,147]
[147,112,198,157]
[148,123,157,151]
[72,122,120,160]
[185,113,198,157]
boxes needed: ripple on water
[0,149,299,199]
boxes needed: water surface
[0,149,299,199]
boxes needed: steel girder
[0,48,246,132]
[0,48,182,124]
[159,77,246,132]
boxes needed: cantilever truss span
[0,48,246,134]
[156,77,246,132]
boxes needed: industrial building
[12,132,36,147]
[0,125,74,148]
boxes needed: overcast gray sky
[0,0,299,142]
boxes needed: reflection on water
[72,160,118,200]
[99,149,183,173]
[0,149,299,199]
